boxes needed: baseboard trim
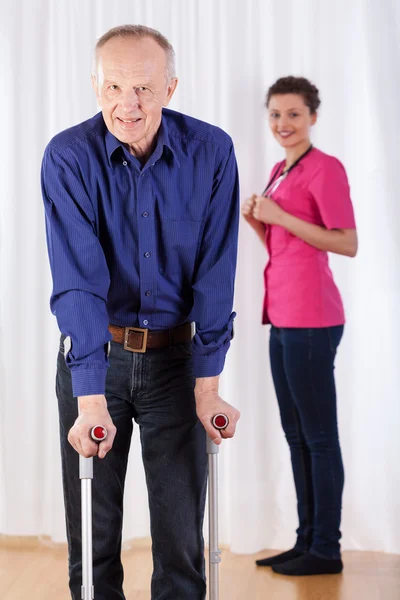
[0,534,230,554]
[0,534,153,551]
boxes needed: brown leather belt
[108,322,192,353]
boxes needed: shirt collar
[105,127,123,166]
[105,111,180,168]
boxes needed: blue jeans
[56,338,207,600]
[269,326,344,560]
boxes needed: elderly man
[41,24,240,600]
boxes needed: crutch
[81,416,226,600]
[208,413,229,600]
[80,425,108,600]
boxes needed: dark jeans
[269,325,344,560]
[56,338,207,600]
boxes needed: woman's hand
[244,194,358,257]
[241,194,268,245]
[241,194,258,226]
[253,195,285,225]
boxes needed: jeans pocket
[175,342,193,357]
[327,326,344,356]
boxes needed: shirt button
[145,290,152,296]
[142,212,149,218]
[143,319,149,326]
[144,252,151,258]
[122,161,128,166]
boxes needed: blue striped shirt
[41,109,239,397]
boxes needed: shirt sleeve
[41,145,112,397]
[190,142,240,378]
[308,156,356,230]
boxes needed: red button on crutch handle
[90,426,108,442]
[212,414,229,430]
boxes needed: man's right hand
[68,394,116,459]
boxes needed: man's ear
[163,78,178,107]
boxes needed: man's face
[92,36,178,152]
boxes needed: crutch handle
[212,414,229,430]
[90,426,108,442]
[207,414,229,454]
[79,427,108,479]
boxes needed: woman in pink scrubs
[242,76,357,576]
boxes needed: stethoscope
[262,144,314,197]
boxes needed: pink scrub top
[262,147,356,328]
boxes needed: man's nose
[121,89,139,112]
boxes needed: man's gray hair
[92,24,176,80]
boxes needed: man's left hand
[195,391,240,445]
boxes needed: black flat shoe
[272,552,343,576]
[255,548,304,567]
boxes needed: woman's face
[268,94,317,149]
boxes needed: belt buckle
[124,327,148,353]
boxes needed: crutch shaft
[207,412,228,600]
[80,456,94,600]
[79,426,107,600]
[207,443,220,600]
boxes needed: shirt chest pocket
[158,219,202,275]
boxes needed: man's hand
[68,394,117,459]
[195,377,240,445]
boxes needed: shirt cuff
[192,343,229,378]
[70,366,109,397]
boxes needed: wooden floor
[1,540,399,599]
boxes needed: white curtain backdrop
[1,0,400,555]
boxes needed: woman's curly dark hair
[266,76,321,114]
